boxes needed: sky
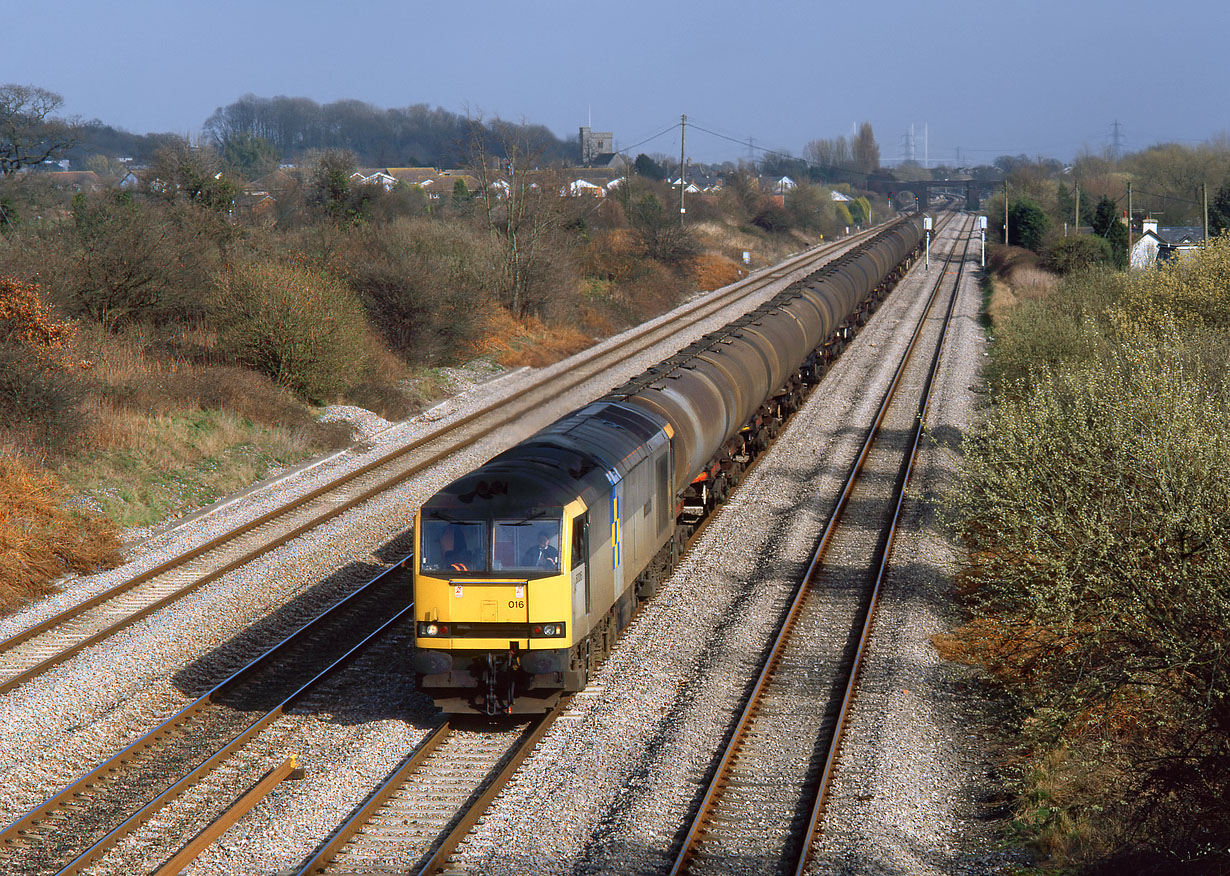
[3,0,1226,167]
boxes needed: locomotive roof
[421,401,670,517]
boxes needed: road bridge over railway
[864,175,1003,210]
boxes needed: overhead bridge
[863,176,1003,211]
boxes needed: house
[830,189,853,202]
[1130,217,1204,268]
[565,178,605,197]
[387,167,439,187]
[350,170,399,191]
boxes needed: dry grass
[690,254,745,291]
[0,454,122,612]
[985,276,1021,330]
[689,220,818,268]
[471,306,593,368]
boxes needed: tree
[1091,195,1128,268]
[633,153,665,180]
[467,122,579,318]
[626,191,699,263]
[1210,180,1230,237]
[0,84,78,177]
[307,149,364,224]
[804,136,851,171]
[69,191,177,326]
[150,140,236,214]
[852,122,880,175]
[1007,197,1051,252]
[221,132,281,180]
[1044,235,1112,274]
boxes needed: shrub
[1045,235,1113,274]
[0,278,86,453]
[948,342,1230,865]
[339,218,495,364]
[67,191,217,326]
[947,235,1230,870]
[1007,197,1051,253]
[211,261,374,403]
[751,203,791,233]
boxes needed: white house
[1130,218,1204,268]
[565,178,605,197]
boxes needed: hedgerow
[945,239,1230,872]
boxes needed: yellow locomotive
[413,401,674,713]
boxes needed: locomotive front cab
[413,490,587,714]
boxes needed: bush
[948,343,1230,865]
[0,347,84,452]
[0,278,85,453]
[1007,197,1050,253]
[339,218,495,364]
[985,268,1120,391]
[946,236,1230,870]
[211,261,374,403]
[1045,235,1113,274]
[67,191,217,326]
[751,203,791,233]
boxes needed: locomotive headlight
[544,624,557,636]
[418,622,439,637]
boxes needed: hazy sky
[4,0,1225,166]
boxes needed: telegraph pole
[1127,181,1133,264]
[1003,180,1009,246]
[1074,183,1080,235]
[1204,182,1209,241]
[679,114,687,227]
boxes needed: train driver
[441,525,474,571]
[522,531,559,570]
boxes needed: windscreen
[420,518,488,573]
[493,520,561,573]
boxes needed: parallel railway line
[669,214,974,875]
[0,561,414,876]
[0,216,971,876]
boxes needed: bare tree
[467,120,576,318]
[804,135,851,170]
[0,84,78,177]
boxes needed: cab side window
[571,513,588,570]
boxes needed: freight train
[412,214,927,714]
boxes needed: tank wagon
[413,214,926,713]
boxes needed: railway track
[0,560,414,876]
[669,214,975,876]
[291,707,563,876]
[0,228,881,700]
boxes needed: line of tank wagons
[412,213,928,714]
